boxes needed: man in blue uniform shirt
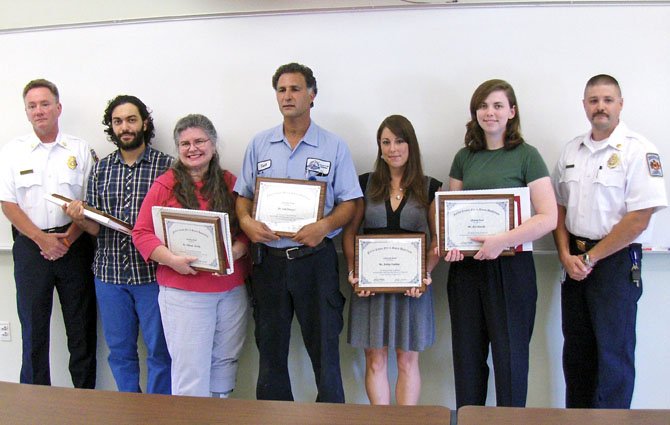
[553,74,667,408]
[234,63,362,402]
[0,79,97,388]
[65,95,173,394]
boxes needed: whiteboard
[0,4,668,251]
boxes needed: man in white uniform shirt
[552,74,667,408]
[0,79,97,388]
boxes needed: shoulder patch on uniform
[647,153,663,177]
[90,148,99,163]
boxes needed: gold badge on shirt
[607,153,620,169]
[67,156,78,170]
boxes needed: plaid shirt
[87,145,174,284]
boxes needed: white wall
[0,5,669,408]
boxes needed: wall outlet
[0,321,10,341]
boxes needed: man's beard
[114,131,144,151]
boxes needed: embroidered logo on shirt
[67,156,78,170]
[257,160,271,172]
[607,153,620,169]
[647,153,663,177]
[305,158,331,177]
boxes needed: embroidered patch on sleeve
[647,153,663,177]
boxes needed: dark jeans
[250,239,345,403]
[14,232,96,388]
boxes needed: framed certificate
[151,207,234,275]
[354,234,426,293]
[45,193,132,235]
[436,193,516,257]
[252,177,327,237]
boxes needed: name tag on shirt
[20,169,34,175]
[257,160,271,173]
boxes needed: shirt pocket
[58,168,85,191]
[557,168,580,206]
[14,170,43,208]
[593,168,625,212]
[15,170,42,189]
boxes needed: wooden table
[458,405,670,425]
[0,381,451,424]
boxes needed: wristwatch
[581,252,595,268]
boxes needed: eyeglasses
[178,138,210,150]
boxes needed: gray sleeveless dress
[347,173,441,352]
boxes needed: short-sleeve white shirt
[0,132,94,229]
[552,121,667,243]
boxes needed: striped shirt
[86,145,173,284]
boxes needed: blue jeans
[95,278,171,394]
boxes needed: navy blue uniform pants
[562,241,641,408]
[447,252,537,408]
[13,231,96,388]
[250,239,345,402]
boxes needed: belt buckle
[286,247,300,260]
[576,239,587,252]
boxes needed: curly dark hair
[102,95,155,145]
[464,79,524,151]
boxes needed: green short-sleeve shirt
[449,142,549,190]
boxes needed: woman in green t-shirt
[442,79,557,408]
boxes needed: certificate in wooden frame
[252,177,327,237]
[160,211,229,274]
[354,233,426,293]
[437,193,515,257]
[46,193,133,235]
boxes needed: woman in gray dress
[343,115,441,405]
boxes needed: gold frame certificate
[354,234,426,293]
[252,177,327,237]
[151,206,233,275]
[437,193,515,257]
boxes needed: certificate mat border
[354,233,426,293]
[436,193,516,257]
[160,211,229,274]
[252,177,327,237]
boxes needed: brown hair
[367,115,428,207]
[464,79,524,151]
[23,78,59,101]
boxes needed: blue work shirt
[234,121,362,248]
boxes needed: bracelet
[348,270,354,277]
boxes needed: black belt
[42,223,71,234]
[264,240,327,260]
[570,234,600,253]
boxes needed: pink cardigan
[133,169,250,293]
